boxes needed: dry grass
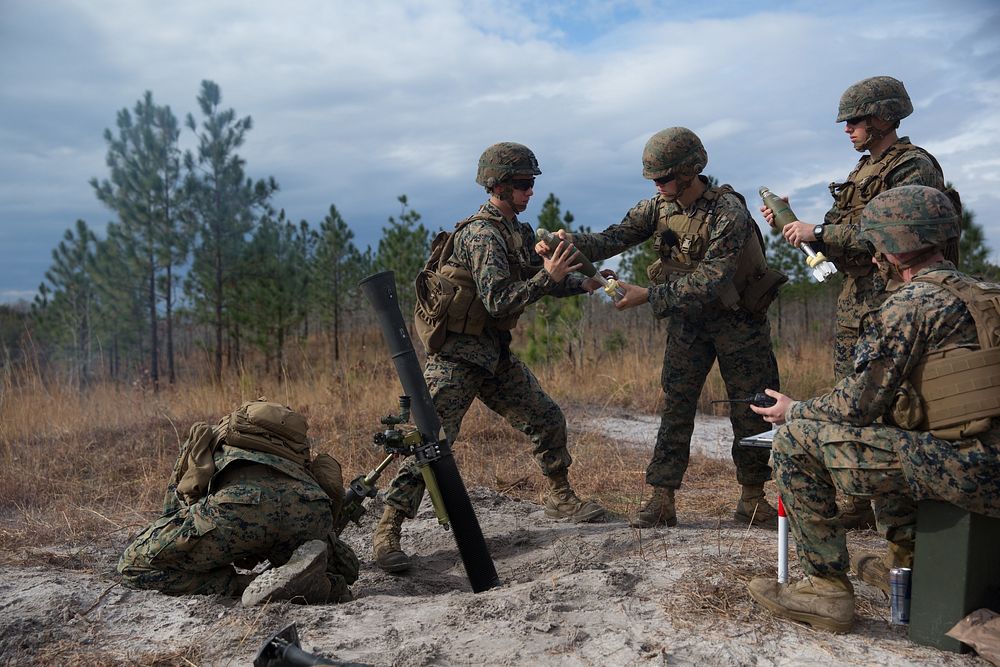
[0,328,836,554]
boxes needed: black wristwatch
[813,224,825,241]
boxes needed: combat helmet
[476,142,541,188]
[837,76,913,123]
[858,185,960,254]
[642,127,707,180]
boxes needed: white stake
[777,495,788,584]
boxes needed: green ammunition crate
[909,500,1000,652]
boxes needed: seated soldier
[745,185,1000,632]
[118,400,359,605]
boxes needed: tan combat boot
[838,495,876,530]
[241,540,332,606]
[544,470,606,523]
[373,505,412,573]
[734,483,779,529]
[630,486,676,528]
[747,574,855,633]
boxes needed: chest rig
[437,211,529,336]
[647,185,783,313]
[827,142,939,274]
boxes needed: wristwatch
[813,224,825,241]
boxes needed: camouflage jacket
[571,183,757,319]
[214,444,323,490]
[436,201,586,371]
[790,263,974,424]
[822,137,945,264]
[788,263,1000,515]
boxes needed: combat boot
[747,574,855,633]
[734,483,779,529]
[241,539,332,606]
[373,505,411,573]
[838,495,876,530]
[850,551,890,594]
[544,470,606,523]
[630,486,676,528]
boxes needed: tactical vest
[647,185,786,314]
[894,271,1000,439]
[827,141,951,275]
[414,211,528,354]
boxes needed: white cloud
[2,0,1000,301]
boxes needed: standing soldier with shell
[541,127,786,530]
[762,75,954,530]
[373,142,607,574]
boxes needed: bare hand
[782,220,816,248]
[534,229,570,257]
[750,388,793,425]
[543,240,583,283]
[583,268,618,293]
[612,281,649,310]
[759,195,789,228]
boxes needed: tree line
[24,81,433,389]
[8,82,999,390]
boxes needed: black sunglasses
[845,116,868,126]
[653,174,676,186]
[510,178,535,191]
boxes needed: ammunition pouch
[414,260,456,355]
[739,268,788,316]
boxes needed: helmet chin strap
[492,183,525,213]
[877,246,939,281]
[857,118,890,153]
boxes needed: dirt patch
[0,413,984,666]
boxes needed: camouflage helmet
[836,76,913,123]
[858,185,960,254]
[641,127,707,180]
[476,142,541,188]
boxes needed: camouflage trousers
[772,419,917,578]
[834,270,888,380]
[118,462,359,596]
[384,352,572,518]
[649,309,776,489]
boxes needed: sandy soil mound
[0,413,984,666]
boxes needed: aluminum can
[889,567,912,625]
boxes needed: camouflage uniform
[823,137,945,378]
[774,269,1000,578]
[571,178,777,490]
[383,200,589,517]
[118,445,359,596]
[822,76,947,380]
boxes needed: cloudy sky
[2,0,999,303]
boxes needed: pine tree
[374,195,430,315]
[183,80,278,381]
[91,91,186,390]
[958,207,1000,280]
[315,204,363,360]
[239,210,307,379]
[32,220,97,387]
[521,194,583,365]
